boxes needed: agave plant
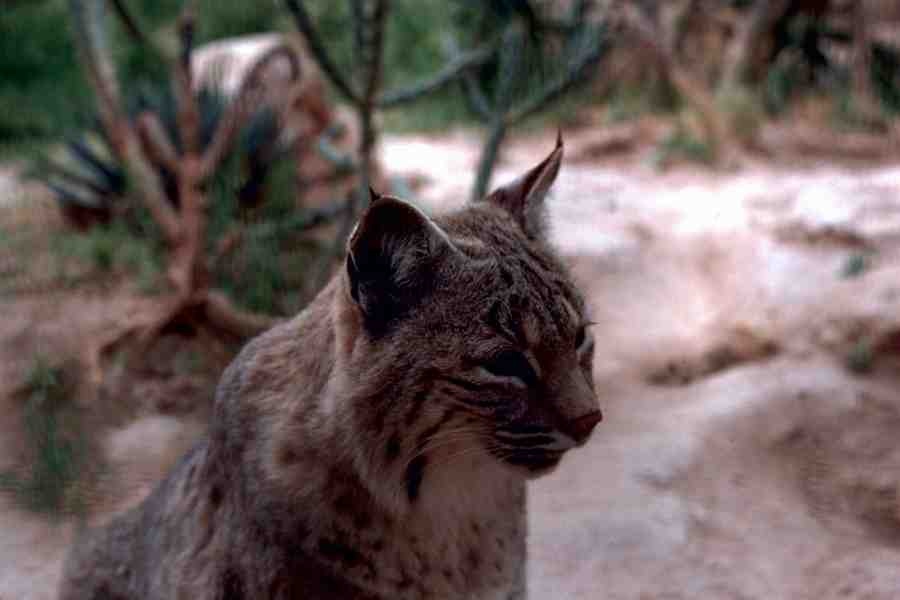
[30,82,285,232]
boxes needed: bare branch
[377,44,495,108]
[311,0,390,293]
[205,291,281,339]
[68,0,181,243]
[470,119,507,201]
[350,0,366,76]
[136,112,179,172]
[247,196,354,242]
[359,0,389,104]
[618,2,734,160]
[494,26,526,114]
[443,36,492,122]
[660,0,698,56]
[175,4,200,157]
[108,0,147,46]
[508,27,605,126]
[284,0,361,104]
[211,197,352,268]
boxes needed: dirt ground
[2,128,900,599]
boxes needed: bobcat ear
[346,196,456,335]
[480,133,563,239]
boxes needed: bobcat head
[334,136,601,504]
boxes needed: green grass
[0,1,93,150]
[649,125,714,169]
[51,221,165,292]
[0,357,94,516]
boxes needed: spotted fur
[58,137,601,600]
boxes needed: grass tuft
[0,357,96,517]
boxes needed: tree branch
[618,2,734,160]
[68,0,181,243]
[136,111,179,173]
[310,0,389,293]
[443,36,493,122]
[174,4,199,157]
[205,291,281,339]
[660,0,698,56]
[284,0,361,104]
[493,26,526,114]
[108,0,147,46]
[377,44,495,108]
[471,118,507,201]
[508,26,605,126]
[247,196,354,241]
[359,0,389,105]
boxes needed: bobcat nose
[566,410,603,446]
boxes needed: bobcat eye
[482,350,538,386]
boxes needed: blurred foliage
[206,150,319,316]
[846,339,875,375]
[872,43,900,115]
[2,0,898,153]
[0,1,92,151]
[716,85,764,145]
[762,12,900,121]
[310,0,476,131]
[840,251,874,279]
[0,357,94,516]
[651,124,715,169]
[30,82,286,225]
[0,0,287,154]
[51,220,165,292]
[31,79,306,314]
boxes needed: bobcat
[58,136,602,600]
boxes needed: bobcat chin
[58,135,601,600]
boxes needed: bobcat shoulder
[58,137,601,600]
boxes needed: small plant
[840,251,873,279]
[50,221,166,291]
[650,124,714,169]
[0,357,94,517]
[716,85,763,147]
[846,340,875,375]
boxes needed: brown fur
[58,138,601,600]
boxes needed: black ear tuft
[346,197,456,335]
[478,136,563,239]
